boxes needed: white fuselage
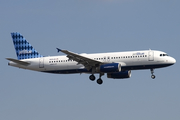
[8,50,176,74]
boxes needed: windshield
[160,54,168,57]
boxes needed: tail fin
[11,32,43,60]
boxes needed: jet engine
[107,70,131,79]
[98,63,121,73]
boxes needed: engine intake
[99,63,121,73]
[107,70,131,79]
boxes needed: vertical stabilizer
[11,32,43,60]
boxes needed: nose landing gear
[151,75,155,79]
[150,69,156,79]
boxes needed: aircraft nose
[171,57,176,64]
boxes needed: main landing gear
[89,74,96,81]
[150,69,156,79]
[97,78,103,85]
[89,73,104,85]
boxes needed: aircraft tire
[97,79,103,85]
[151,75,155,79]
[89,75,96,81]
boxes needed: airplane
[6,32,176,85]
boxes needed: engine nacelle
[107,70,131,79]
[99,63,121,73]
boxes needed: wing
[56,48,102,70]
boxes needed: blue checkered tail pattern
[11,32,43,60]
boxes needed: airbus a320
[7,32,176,85]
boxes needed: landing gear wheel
[97,79,103,85]
[150,69,156,79]
[89,75,96,81]
[151,75,155,79]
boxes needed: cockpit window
[160,54,168,57]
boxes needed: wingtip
[56,48,61,52]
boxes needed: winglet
[56,48,61,53]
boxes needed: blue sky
[0,0,180,120]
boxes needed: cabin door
[148,51,154,61]
[39,58,44,68]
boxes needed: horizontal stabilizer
[6,58,30,66]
